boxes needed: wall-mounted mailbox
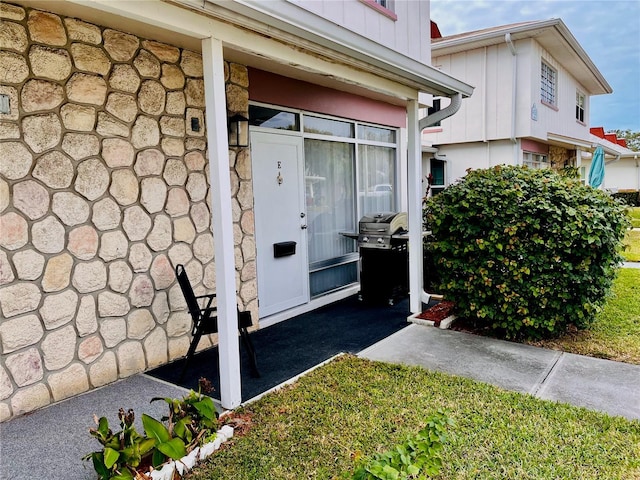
[273,241,296,258]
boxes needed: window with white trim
[576,91,586,123]
[523,152,550,169]
[249,103,399,298]
[541,61,557,106]
[429,159,446,195]
[427,99,442,127]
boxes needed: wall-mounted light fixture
[228,113,249,148]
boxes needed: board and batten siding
[289,0,431,64]
[430,43,516,144]
[428,37,592,146]
[528,41,591,143]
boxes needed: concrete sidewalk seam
[531,351,565,398]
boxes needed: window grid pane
[358,145,396,214]
[357,124,395,143]
[249,105,299,130]
[304,115,354,137]
[541,62,556,105]
[576,92,585,122]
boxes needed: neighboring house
[585,127,639,191]
[422,19,612,193]
[0,0,472,420]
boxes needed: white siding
[589,159,640,191]
[427,36,594,147]
[429,43,516,144]
[423,140,518,191]
[527,41,591,143]
[288,0,431,63]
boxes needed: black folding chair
[175,264,259,381]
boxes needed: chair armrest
[195,293,216,309]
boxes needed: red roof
[605,133,618,144]
[431,20,442,39]
[591,126,630,149]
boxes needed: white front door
[251,131,309,317]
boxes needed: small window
[541,61,557,107]
[249,105,299,131]
[304,115,354,138]
[523,152,550,169]
[429,159,446,195]
[357,124,395,143]
[359,0,397,20]
[576,91,585,123]
[427,99,442,127]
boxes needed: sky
[430,0,640,132]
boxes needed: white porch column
[407,99,423,314]
[202,37,242,409]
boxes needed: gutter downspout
[505,33,518,164]
[413,92,463,309]
[419,92,463,130]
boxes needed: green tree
[610,129,640,151]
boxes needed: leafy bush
[612,190,639,207]
[352,410,454,480]
[424,165,629,339]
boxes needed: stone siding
[0,3,256,421]
[549,145,575,170]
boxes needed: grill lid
[359,212,407,235]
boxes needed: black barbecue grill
[356,212,409,305]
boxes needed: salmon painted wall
[248,68,406,128]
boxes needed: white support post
[407,100,423,314]
[202,37,242,409]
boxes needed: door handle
[301,225,307,229]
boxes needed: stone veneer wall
[549,145,574,169]
[0,3,257,422]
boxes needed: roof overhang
[186,0,474,99]
[546,132,593,150]
[433,19,611,96]
[588,134,638,159]
[17,0,473,104]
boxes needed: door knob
[300,212,306,218]
[301,225,307,229]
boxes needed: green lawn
[623,229,640,262]
[628,206,640,229]
[185,269,640,480]
[188,356,639,480]
[529,268,640,364]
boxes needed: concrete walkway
[1,323,639,479]
[360,324,640,420]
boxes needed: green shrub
[612,190,639,207]
[424,165,629,339]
